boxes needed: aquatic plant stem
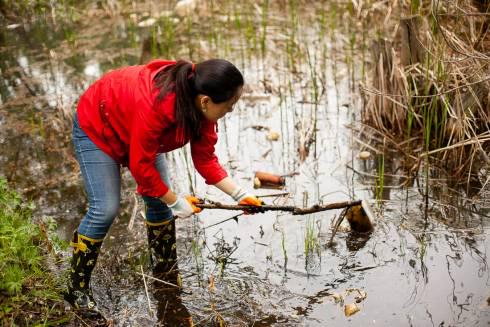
[136,271,181,290]
[140,265,154,318]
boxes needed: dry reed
[361,0,489,189]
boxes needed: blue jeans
[72,113,173,240]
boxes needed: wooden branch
[195,200,362,215]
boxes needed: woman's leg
[143,153,172,224]
[66,114,121,312]
[143,154,177,275]
[74,124,121,239]
[143,154,192,324]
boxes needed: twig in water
[328,208,348,247]
[203,213,243,229]
[128,193,138,231]
[256,192,290,198]
[72,312,91,327]
[135,271,189,292]
[140,265,154,318]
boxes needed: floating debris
[344,303,360,317]
[345,201,374,233]
[359,151,371,160]
[249,125,270,131]
[346,288,367,303]
[331,293,344,304]
[266,131,280,141]
[328,200,374,246]
[254,171,285,189]
[254,177,262,189]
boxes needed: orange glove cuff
[238,196,264,207]
[185,195,203,213]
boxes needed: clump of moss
[0,178,69,325]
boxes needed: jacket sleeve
[129,107,169,197]
[191,121,228,185]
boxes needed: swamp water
[0,1,489,326]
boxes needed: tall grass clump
[375,153,385,204]
[0,178,68,324]
[304,217,320,260]
[0,0,79,24]
[361,1,489,189]
[259,0,269,59]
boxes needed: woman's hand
[232,188,265,214]
[168,195,202,218]
[238,194,265,214]
[214,178,265,214]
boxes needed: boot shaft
[146,219,177,275]
[69,231,103,291]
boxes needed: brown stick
[195,200,362,215]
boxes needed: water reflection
[345,231,371,252]
[153,271,193,327]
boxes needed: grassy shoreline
[0,178,70,326]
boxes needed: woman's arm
[159,189,178,205]
[214,176,239,197]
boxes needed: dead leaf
[266,131,280,141]
[344,303,360,317]
[330,293,343,304]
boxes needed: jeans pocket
[73,131,98,156]
[72,113,85,139]
[74,135,99,154]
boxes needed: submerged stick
[328,208,348,247]
[195,200,362,215]
[135,271,181,289]
[140,265,154,317]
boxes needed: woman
[65,59,263,312]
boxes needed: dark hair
[153,59,244,140]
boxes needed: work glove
[231,187,265,214]
[168,195,202,218]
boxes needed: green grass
[0,178,68,325]
[191,238,204,274]
[260,0,269,59]
[375,153,385,205]
[280,229,288,265]
[304,217,320,260]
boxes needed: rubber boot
[146,220,193,326]
[64,231,104,319]
[146,220,178,278]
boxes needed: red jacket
[76,60,228,197]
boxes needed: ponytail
[154,59,244,140]
[154,60,200,140]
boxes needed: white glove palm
[230,187,264,213]
[168,195,201,218]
